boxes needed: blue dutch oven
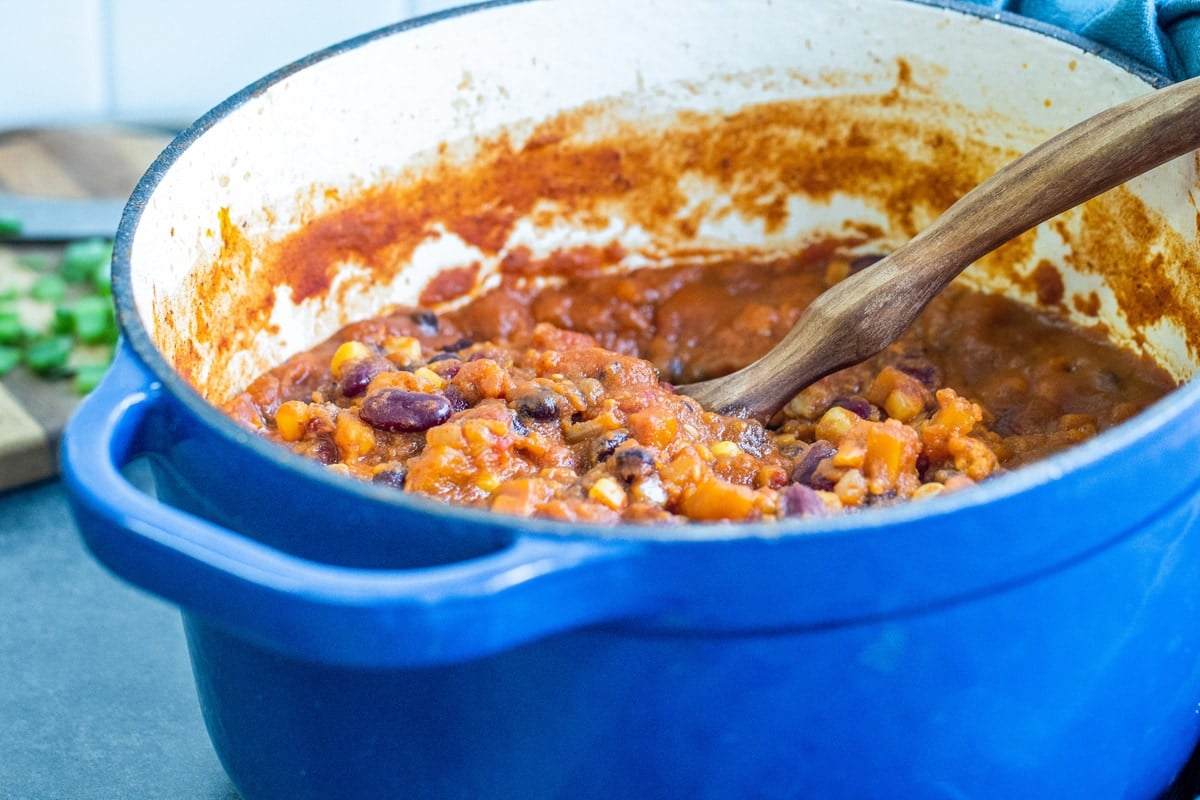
[62,0,1200,797]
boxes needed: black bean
[372,466,408,489]
[612,444,656,481]
[410,310,439,333]
[781,483,828,518]
[832,395,875,420]
[309,435,339,465]
[340,356,393,398]
[427,352,459,363]
[791,440,837,486]
[591,430,630,464]
[360,389,453,432]
[441,337,475,353]
[514,389,560,421]
[509,412,530,437]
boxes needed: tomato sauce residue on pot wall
[169,63,1024,398]
[164,62,1199,403]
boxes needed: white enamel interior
[126,0,1200,402]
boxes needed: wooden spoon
[679,74,1200,422]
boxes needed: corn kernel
[412,366,446,391]
[334,411,375,461]
[884,388,927,422]
[476,472,501,493]
[589,476,628,511]
[330,341,372,380]
[383,335,423,366]
[785,386,830,420]
[710,440,741,458]
[275,400,310,442]
[816,490,843,513]
[833,469,869,506]
[814,406,858,443]
[913,482,945,500]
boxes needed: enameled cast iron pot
[63,1,1200,797]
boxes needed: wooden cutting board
[0,126,173,491]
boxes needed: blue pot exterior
[63,330,1200,797]
[184,490,1200,800]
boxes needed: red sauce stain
[1030,260,1065,307]
[167,59,1198,401]
[1073,291,1101,317]
[420,263,480,306]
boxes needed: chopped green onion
[92,260,112,296]
[2,235,119,392]
[63,295,116,344]
[24,334,73,375]
[61,238,113,282]
[0,310,22,345]
[30,274,67,302]
[0,345,19,375]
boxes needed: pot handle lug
[62,344,656,668]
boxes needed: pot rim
[110,0,1189,544]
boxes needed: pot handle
[62,344,656,668]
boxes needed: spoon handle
[684,74,1200,421]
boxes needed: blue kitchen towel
[977,0,1199,78]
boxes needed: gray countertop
[0,476,236,799]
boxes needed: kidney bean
[791,440,837,486]
[832,395,876,420]
[360,389,453,432]
[781,483,828,517]
[427,354,462,380]
[309,435,339,465]
[894,356,942,389]
[340,356,393,398]
[442,385,469,413]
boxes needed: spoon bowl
[680,74,1200,422]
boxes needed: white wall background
[0,0,467,129]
